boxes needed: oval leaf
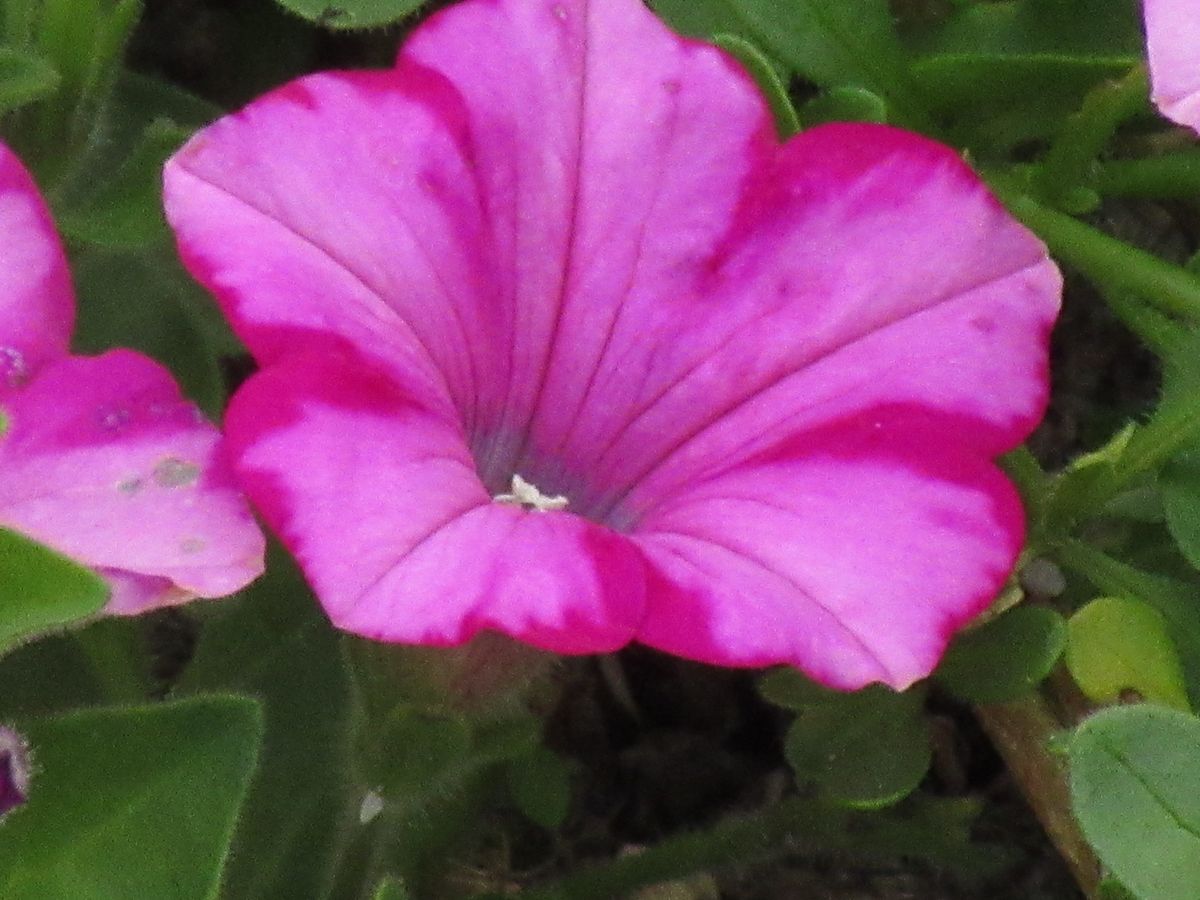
[1067,597,1191,711]
[506,745,572,830]
[0,696,263,899]
[783,685,930,809]
[1070,705,1200,900]
[936,605,1067,704]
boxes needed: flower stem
[1115,399,1200,486]
[1102,288,1187,355]
[986,172,1200,320]
[1096,152,1200,199]
[1033,66,1148,207]
[499,797,1012,900]
[974,696,1101,898]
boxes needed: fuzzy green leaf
[0,696,263,899]
[0,527,108,654]
[1070,705,1200,900]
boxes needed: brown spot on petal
[117,477,143,496]
[153,457,201,488]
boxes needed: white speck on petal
[494,474,569,512]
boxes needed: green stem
[500,798,1010,900]
[1034,66,1148,206]
[1096,152,1200,199]
[1115,401,1200,485]
[987,172,1200,320]
[1001,445,1048,497]
[1057,538,1172,601]
[1102,289,1187,355]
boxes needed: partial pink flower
[1144,0,1200,132]
[164,0,1060,689]
[0,725,28,819]
[0,142,264,615]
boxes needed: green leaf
[60,118,191,248]
[906,0,1143,149]
[912,0,1143,60]
[801,85,888,125]
[176,550,358,900]
[0,47,58,115]
[0,527,108,654]
[72,0,142,137]
[650,0,931,128]
[0,696,263,899]
[271,0,423,29]
[1066,597,1191,711]
[506,744,572,830]
[758,666,836,710]
[373,877,412,900]
[1069,705,1200,900]
[712,34,799,137]
[1160,446,1200,572]
[71,246,227,416]
[911,54,1137,150]
[375,707,472,800]
[776,676,931,809]
[1059,542,1200,709]
[936,605,1066,704]
[35,0,105,97]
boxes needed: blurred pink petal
[1145,0,1200,132]
[0,145,264,614]
[0,143,72,381]
[165,0,1059,688]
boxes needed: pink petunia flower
[1144,0,1200,132]
[164,0,1059,690]
[0,142,264,615]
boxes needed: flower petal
[1145,0,1200,133]
[0,350,265,612]
[571,125,1058,523]
[225,353,645,653]
[164,0,776,492]
[403,0,775,484]
[163,66,490,419]
[0,143,72,381]
[633,411,1024,690]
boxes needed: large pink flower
[1144,0,1200,132]
[164,0,1059,690]
[0,141,264,615]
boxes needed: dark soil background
[129,2,1177,897]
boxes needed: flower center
[493,474,569,512]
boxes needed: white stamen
[494,473,569,512]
